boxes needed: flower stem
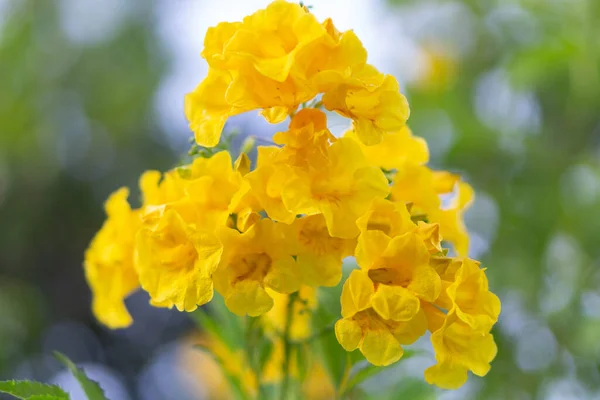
[280,291,299,400]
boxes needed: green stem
[337,353,353,399]
[280,291,299,400]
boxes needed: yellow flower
[356,232,442,315]
[185,69,244,147]
[355,198,414,239]
[273,108,335,169]
[432,181,474,256]
[319,66,410,145]
[185,0,385,147]
[210,1,328,82]
[284,214,354,287]
[391,164,473,256]
[345,125,429,170]
[84,188,140,329]
[141,151,243,230]
[416,221,443,254]
[355,198,444,264]
[213,219,300,316]
[424,312,497,390]
[282,137,390,239]
[135,208,223,312]
[185,1,323,147]
[335,269,427,366]
[445,258,501,332]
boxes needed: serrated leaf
[53,353,108,400]
[0,380,69,400]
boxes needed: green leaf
[258,339,274,371]
[316,326,348,388]
[27,396,66,400]
[0,380,69,400]
[344,350,418,395]
[53,353,108,400]
[295,343,310,383]
[191,293,245,350]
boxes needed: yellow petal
[91,296,133,330]
[408,264,442,302]
[360,328,403,366]
[424,362,468,390]
[225,280,274,317]
[340,269,375,318]
[335,319,363,352]
[355,231,391,269]
[384,232,430,268]
[297,252,343,287]
[264,257,301,294]
[391,308,428,345]
[371,285,420,322]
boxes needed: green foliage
[193,345,250,400]
[343,354,413,396]
[53,353,108,400]
[0,380,69,400]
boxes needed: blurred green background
[1,0,599,399]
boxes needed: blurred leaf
[192,293,245,350]
[0,380,69,400]
[258,339,274,372]
[54,352,107,400]
[194,345,249,400]
[295,343,310,383]
[343,351,416,395]
[380,378,435,400]
[27,397,66,400]
[316,326,349,388]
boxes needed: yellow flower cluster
[84,0,500,390]
[185,0,409,148]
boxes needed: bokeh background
[1,0,600,399]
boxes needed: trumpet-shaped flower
[140,151,243,230]
[335,270,427,366]
[245,146,298,224]
[357,232,441,316]
[424,313,498,389]
[213,219,300,316]
[84,188,140,329]
[391,164,473,255]
[273,108,335,169]
[319,66,410,145]
[282,137,390,238]
[445,258,501,332]
[135,208,223,312]
[356,198,414,238]
[285,214,354,287]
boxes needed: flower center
[368,267,412,287]
[230,252,272,284]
